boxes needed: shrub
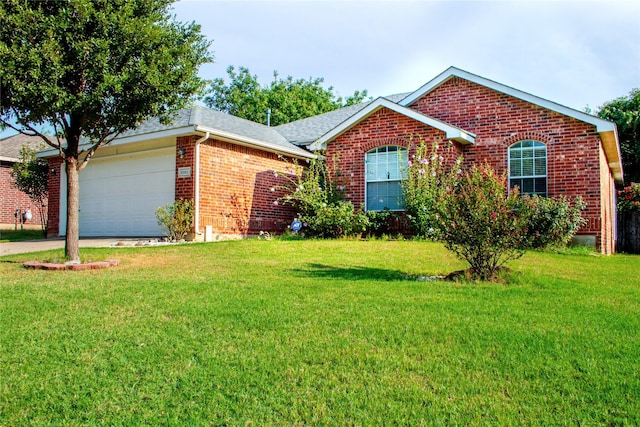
[365,208,400,237]
[521,195,587,249]
[278,154,368,238]
[617,183,640,212]
[155,198,194,241]
[402,140,461,239]
[436,164,529,281]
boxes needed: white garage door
[59,148,175,237]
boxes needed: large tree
[204,66,369,127]
[0,0,212,261]
[597,89,640,185]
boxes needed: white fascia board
[401,66,617,133]
[36,126,196,158]
[310,97,475,151]
[0,156,18,162]
[194,125,315,160]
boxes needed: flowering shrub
[277,154,368,238]
[436,164,528,281]
[617,184,640,212]
[155,198,194,241]
[402,140,461,238]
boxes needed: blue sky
[2,0,639,138]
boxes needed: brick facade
[45,157,62,237]
[177,135,299,238]
[1,160,48,230]
[324,77,617,253]
[41,72,620,253]
[326,108,464,208]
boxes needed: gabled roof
[400,66,623,182]
[275,93,409,145]
[308,97,476,151]
[39,106,315,160]
[0,133,54,162]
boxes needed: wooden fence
[617,211,640,254]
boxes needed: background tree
[204,66,369,126]
[597,89,640,184]
[0,0,212,261]
[11,145,49,236]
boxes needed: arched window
[508,140,547,197]
[365,146,408,211]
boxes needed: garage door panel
[62,148,175,237]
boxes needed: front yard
[1,240,638,425]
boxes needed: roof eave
[310,97,475,151]
[600,128,624,184]
[194,125,315,160]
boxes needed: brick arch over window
[508,140,547,197]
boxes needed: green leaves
[0,0,213,149]
[204,65,369,126]
[597,88,640,184]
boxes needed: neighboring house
[42,67,623,253]
[0,133,49,230]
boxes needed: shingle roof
[0,133,56,162]
[275,93,410,145]
[116,106,310,156]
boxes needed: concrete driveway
[0,238,154,256]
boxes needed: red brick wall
[326,108,464,208]
[195,136,300,236]
[406,77,612,253]
[45,157,62,236]
[1,161,48,229]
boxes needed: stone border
[23,259,120,271]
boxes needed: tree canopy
[0,0,212,260]
[597,89,640,184]
[204,66,369,127]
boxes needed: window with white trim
[365,146,408,211]
[508,140,547,197]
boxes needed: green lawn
[0,228,45,242]
[1,240,639,425]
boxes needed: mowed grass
[1,240,639,425]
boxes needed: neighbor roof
[0,133,55,162]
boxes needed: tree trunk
[65,157,80,262]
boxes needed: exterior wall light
[178,147,186,159]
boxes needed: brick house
[0,134,49,230]
[42,67,623,252]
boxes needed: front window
[365,146,407,210]
[508,140,547,197]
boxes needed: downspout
[194,131,210,237]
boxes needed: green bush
[436,164,529,281]
[278,155,368,238]
[155,198,194,241]
[521,195,587,249]
[365,208,400,237]
[301,202,369,238]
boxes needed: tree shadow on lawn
[290,263,411,282]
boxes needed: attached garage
[58,147,175,237]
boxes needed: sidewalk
[0,238,149,256]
